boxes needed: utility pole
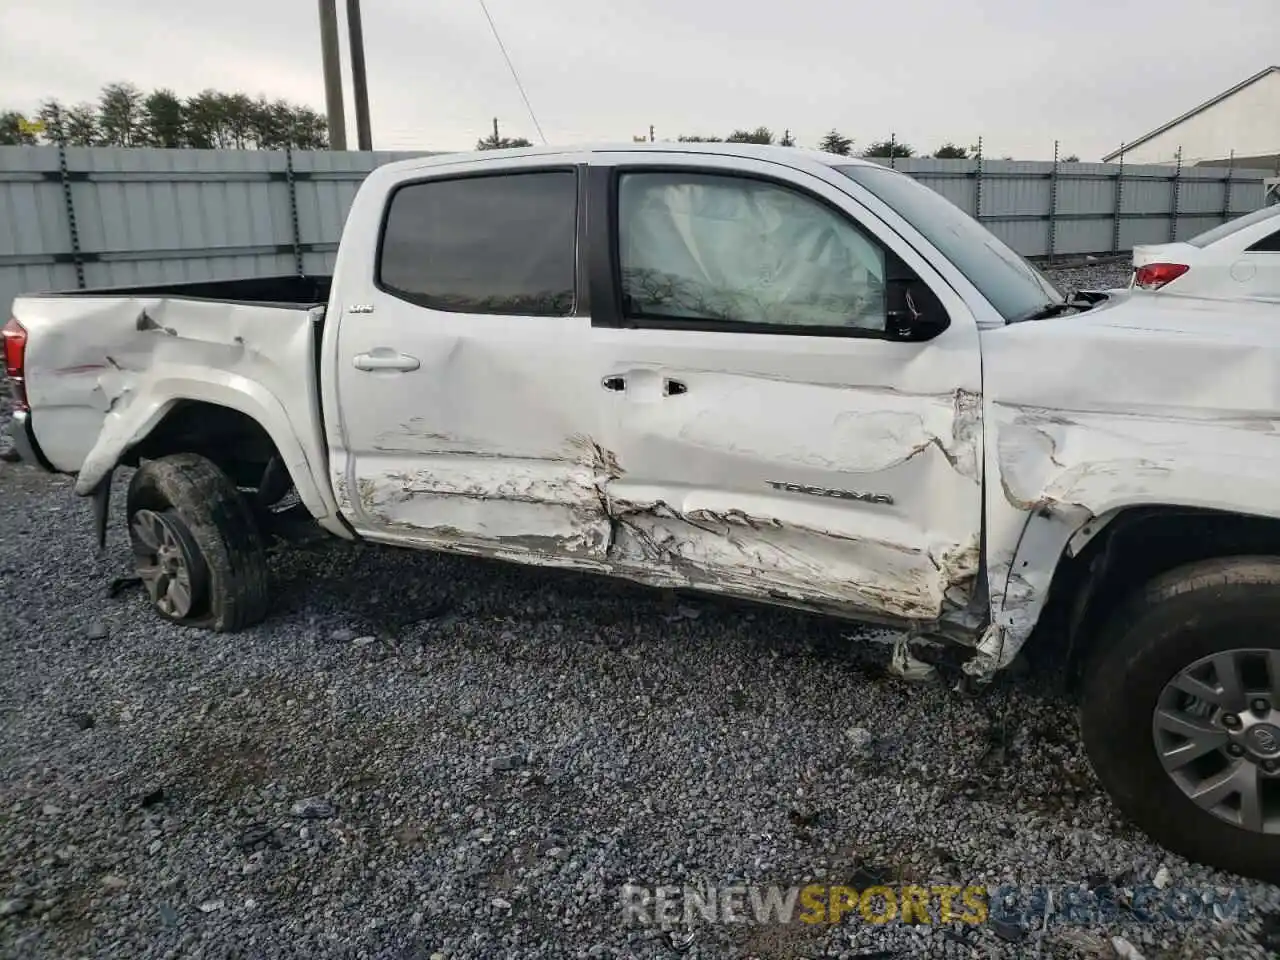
[346,0,372,150]
[649,124,655,143]
[317,0,347,150]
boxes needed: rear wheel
[1080,556,1280,882]
[126,453,269,631]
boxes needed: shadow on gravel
[260,531,1109,839]
[262,527,1089,670]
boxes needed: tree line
[0,83,328,150]
[667,127,1078,161]
[2,96,1082,162]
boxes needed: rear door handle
[353,350,420,372]
[602,376,626,392]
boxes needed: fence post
[1048,140,1060,264]
[974,136,984,222]
[56,143,85,289]
[1169,146,1183,242]
[889,132,897,170]
[285,145,304,278]
[1221,149,1235,224]
[1112,144,1125,254]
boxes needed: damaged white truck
[6,143,1280,882]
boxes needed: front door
[586,153,985,625]
[328,156,617,563]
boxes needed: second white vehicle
[1131,202,1280,299]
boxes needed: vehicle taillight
[1133,262,1190,290]
[2,316,29,412]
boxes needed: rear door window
[378,170,577,316]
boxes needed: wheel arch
[1022,504,1280,683]
[72,377,344,535]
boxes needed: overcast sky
[2,0,1278,159]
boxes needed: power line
[476,0,547,144]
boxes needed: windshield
[836,164,1063,321]
[1186,204,1280,248]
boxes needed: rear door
[326,154,617,562]
[584,152,985,625]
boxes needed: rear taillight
[1133,262,1189,290]
[2,316,29,412]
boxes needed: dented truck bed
[8,276,344,535]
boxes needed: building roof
[1193,154,1280,172]
[1103,66,1280,162]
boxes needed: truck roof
[375,141,884,176]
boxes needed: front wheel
[126,453,270,631]
[1080,556,1280,883]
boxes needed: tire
[126,453,270,631]
[1080,556,1280,883]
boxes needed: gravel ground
[1043,259,1133,296]
[5,262,1280,960]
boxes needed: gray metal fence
[875,155,1271,261]
[0,145,1272,316]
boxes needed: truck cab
[324,147,992,642]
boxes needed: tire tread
[127,453,269,632]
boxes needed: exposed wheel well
[1026,506,1280,684]
[124,401,284,493]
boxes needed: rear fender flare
[72,371,338,529]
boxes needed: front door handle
[353,350,421,372]
[602,376,626,392]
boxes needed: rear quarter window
[1247,227,1280,253]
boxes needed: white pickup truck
[6,143,1280,882]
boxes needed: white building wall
[1118,71,1280,164]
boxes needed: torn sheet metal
[605,492,952,618]
[888,635,940,682]
[13,293,344,532]
[354,451,614,559]
[971,290,1280,678]
[592,360,984,626]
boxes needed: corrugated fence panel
[1,146,1274,315]
[0,147,81,315]
[295,150,372,276]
